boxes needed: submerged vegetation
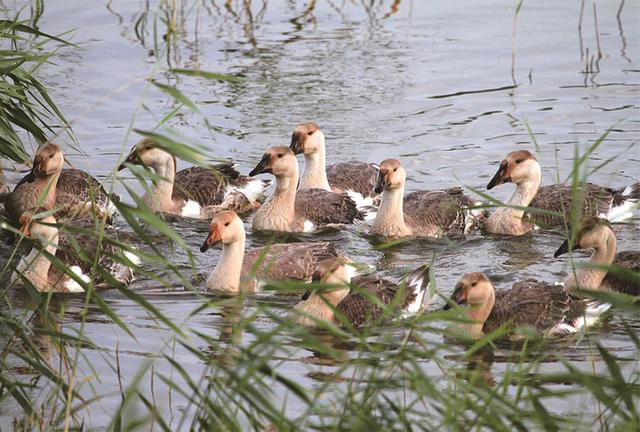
[0,1,638,431]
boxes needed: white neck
[300,146,330,191]
[564,232,617,291]
[253,171,298,231]
[485,176,540,234]
[17,230,59,291]
[372,186,411,236]
[147,157,176,211]
[206,234,246,293]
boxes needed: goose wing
[336,276,397,328]
[56,169,113,220]
[403,187,476,236]
[484,279,571,334]
[295,188,363,225]
[601,251,640,296]
[528,183,613,227]
[326,161,379,198]
[243,242,338,281]
[173,163,240,206]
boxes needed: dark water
[1,1,639,429]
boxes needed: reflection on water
[1,0,639,428]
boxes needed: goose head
[19,211,58,243]
[289,122,324,155]
[374,159,406,193]
[487,150,540,189]
[554,217,614,257]
[32,143,64,177]
[249,146,297,178]
[444,272,494,314]
[118,138,175,172]
[200,210,245,252]
[312,257,352,286]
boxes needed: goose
[289,122,380,209]
[200,210,340,295]
[248,146,362,233]
[290,257,430,328]
[117,138,270,219]
[11,211,140,293]
[4,143,116,226]
[485,150,640,235]
[443,272,608,339]
[371,159,482,238]
[554,217,639,296]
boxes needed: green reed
[0,2,638,431]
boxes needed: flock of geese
[1,122,638,340]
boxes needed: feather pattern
[403,187,478,237]
[326,161,379,198]
[601,251,640,296]
[242,242,338,282]
[295,188,363,225]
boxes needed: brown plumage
[326,161,379,199]
[173,163,253,206]
[292,258,430,328]
[372,159,481,238]
[295,188,363,225]
[242,242,338,282]
[403,188,478,237]
[444,273,601,338]
[602,251,640,296]
[5,143,114,226]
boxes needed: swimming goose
[290,257,430,328]
[11,211,140,293]
[200,210,340,295]
[118,138,270,219]
[5,143,116,226]
[249,146,362,232]
[371,159,481,238]
[554,217,639,296]
[289,122,380,209]
[485,150,639,235]
[444,272,607,339]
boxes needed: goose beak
[249,154,272,177]
[374,170,388,194]
[487,160,510,190]
[554,239,578,258]
[118,149,142,171]
[289,131,304,155]
[18,214,31,237]
[200,223,222,252]
[443,282,466,310]
[31,155,45,177]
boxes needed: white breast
[181,200,203,218]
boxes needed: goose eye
[307,131,314,136]
[49,154,54,159]
[393,168,397,172]
[225,222,230,227]
[277,153,283,158]
[515,159,523,164]
[471,282,477,287]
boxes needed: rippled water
[1,0,639,428]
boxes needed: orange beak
[200,223,222,252]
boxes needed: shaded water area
[1,0,639,429]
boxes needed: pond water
[1,0,638,429]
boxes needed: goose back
[483,279,571,334]
[242,242,338,282]
[173,163,240,206]
[295,188,363,225]
[528,183,619,227]
[403,187,477,236]
[326,161,379,199]
[601,251,640,296]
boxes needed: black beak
[249,153,272,177]
[443,282,466,310]
[554,239,579,258]
[289,131,304,155]
[374,171,387,194]
[31,156,45,177]
[118,149,142,171]
[487,160,510,190]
